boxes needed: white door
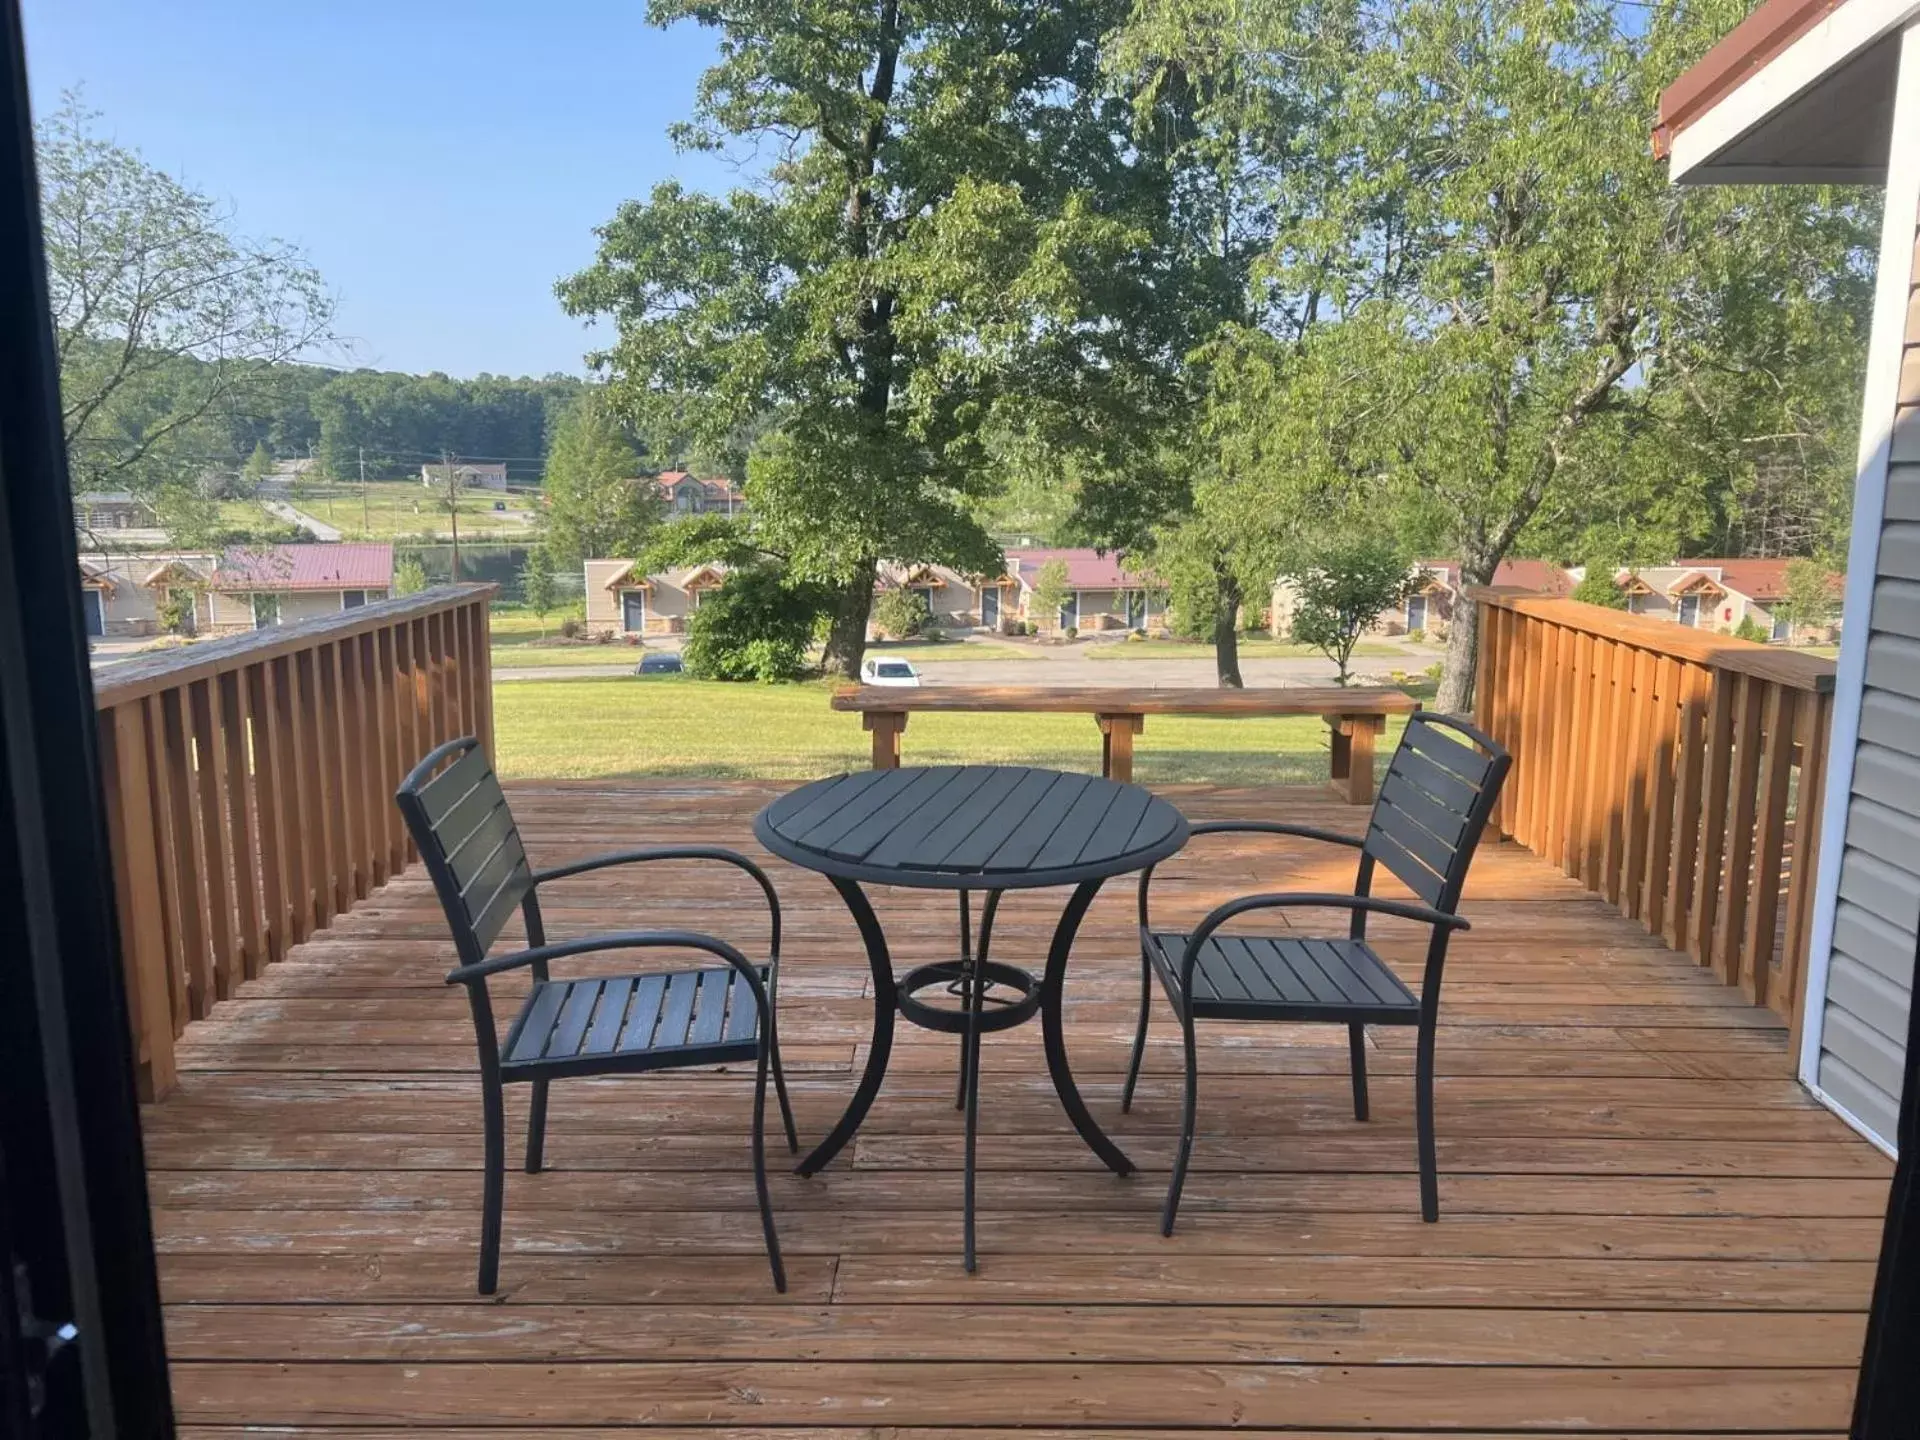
[1677,594,1701,627]
[1407,594,1428,632]
[622,591,646,633]
[980,587,999,628]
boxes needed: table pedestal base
[797,877,1134,1271]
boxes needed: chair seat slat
[617,974,669,1052]
[549,978,602,1059]
[688,969,731,1047]
[724,970,760,1044]
[507,981,569,1063]
[583,976,635,1057]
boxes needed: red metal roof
[1004,548,1157,589]
[215,543,394,592]
[1652,0,1848,157]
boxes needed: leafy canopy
[559,0,1149,675]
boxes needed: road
[262,499,341,541]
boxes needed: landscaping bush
[872,587,928,640]
[559,617,585,640]
[1734,615,1768,643]
[681,565,828,682]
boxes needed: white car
[861,657,922,688]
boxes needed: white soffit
[1670,0,1920,185]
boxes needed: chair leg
[751,1033,787,1293]
[1161,1006,1199,1237]
[478,1075,506,1295]
[524,1078,549,1173]
[1347,1023,1369,1122]
[766,1006,799,1154]
[1415,1016,1438,1222]
[1122,943,1152,1114]
[962,943,986,1274]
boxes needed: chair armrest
[529,846,781,963]
[1188,820,1365,849]
[1138,823,1366,932]
[447,929,769,996]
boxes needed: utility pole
[441,448,462,582]
[359,447,368,534]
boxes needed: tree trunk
[1213,569,1244,689]
[1435,554,1494,715]
[823,557,879,680]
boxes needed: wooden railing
[93,585,496,1099]
[1473,591,1835,1052]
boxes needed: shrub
[681,565,828,682]
[559,616,585,640]
[1406,627,1426,644]
[1734,614,1769,643]
[872,587,928,640]
[1571,566,1628,609]
[1064,625,1078,640]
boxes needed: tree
[1284,539,1419,685]
[1029,559,1072,633]
[1571,567,1628,609]
[541,392,655,566]
[393,554,428,597]
[242,441,274,488]
[41,95,334,508]
[1329,0,1874,712]
[520,549,558,636]
[559,0,1151,679]
[1774,556,1840,638]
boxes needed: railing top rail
[91,583,498,708]
[1469,587,1836,694]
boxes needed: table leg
[796,876,897,1177]
[961,903,988,1273]
[1041,878,1134,1177]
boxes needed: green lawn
[286,479,538,542]
[1084,637,1409,660]
[492,674,1405,785]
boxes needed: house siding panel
[1815,194,1920,1151]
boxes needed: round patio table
[754,764,1189,1269]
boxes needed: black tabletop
[754,765,1189,890]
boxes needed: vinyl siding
[1817,214,1920,1147]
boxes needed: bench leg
[863,711,905,769]
[1097,714,1142,782]
[1331,717,1380,805]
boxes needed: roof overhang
[1671,571,1730,595]
[1660,0,1918,185]
[602,562,649,591]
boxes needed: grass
[492,674,1407,785]
[1084,637,1410,660]
[284,479,538,542]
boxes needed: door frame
[0,6,176,1430]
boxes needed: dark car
[635,651,684,675]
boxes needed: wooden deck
[145,780,1891,1437]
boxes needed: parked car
[861,657,921,688]
[635,652,684,675]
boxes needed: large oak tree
[560,0,1147,677]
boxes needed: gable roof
[1413,559,1575,596]
[1004,548,1160,590]
[213,543,394,592]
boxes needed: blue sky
[21,0,737,378]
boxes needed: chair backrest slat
[396,736,534,965]
[1362,713,1509,914]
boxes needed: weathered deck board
[144,780,1887,1435]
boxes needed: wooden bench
[829,685,1421,803]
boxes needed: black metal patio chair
[1126,711,1510,1234]
[395,736,799,1295]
